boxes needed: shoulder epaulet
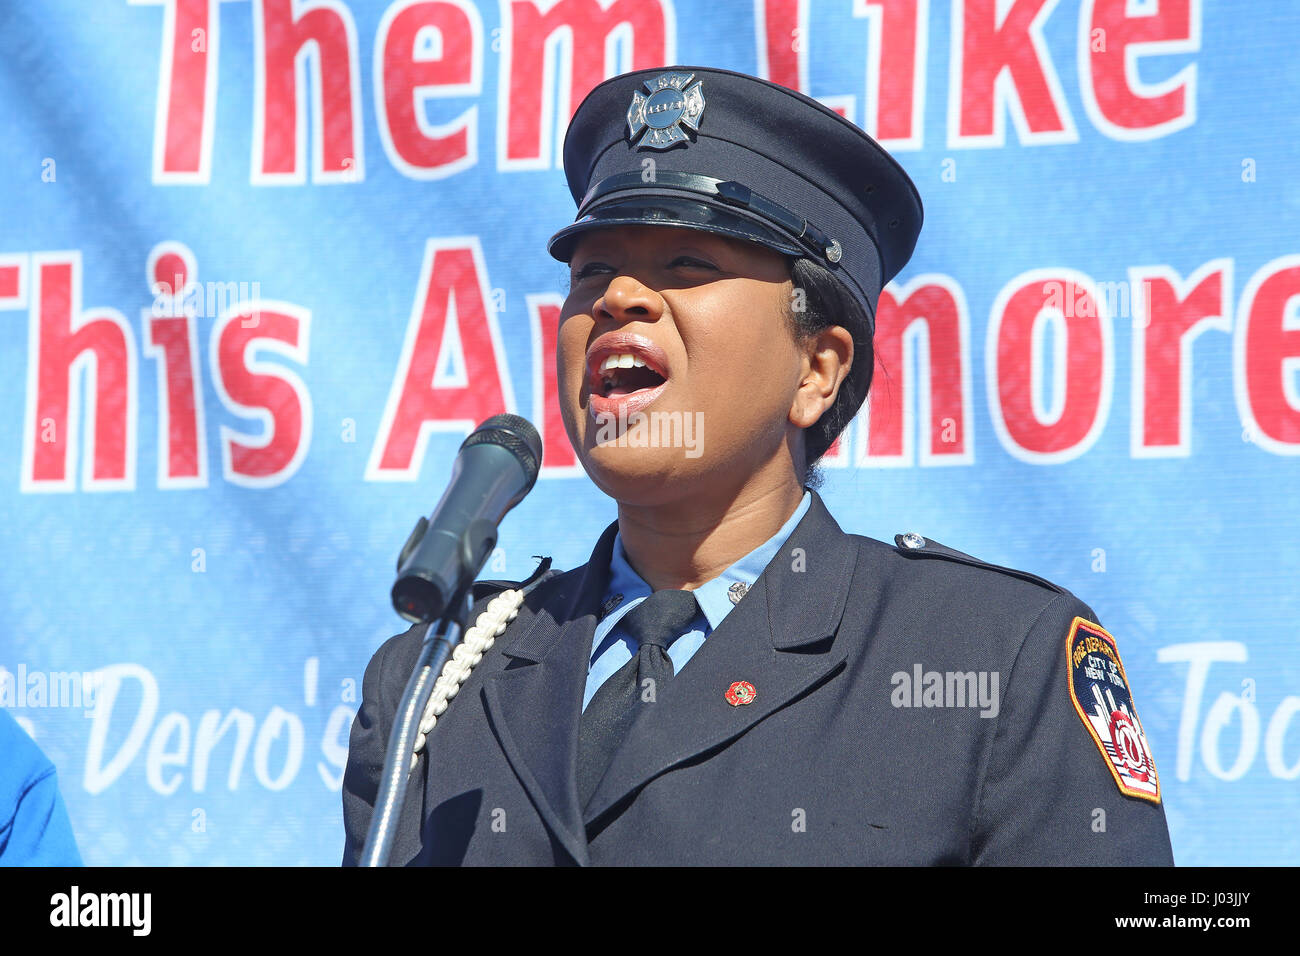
[470,556,558,603]
[892,532,1067,595]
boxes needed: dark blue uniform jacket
[342,490,1174,866]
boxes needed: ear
[789,325,854,429]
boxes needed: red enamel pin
[725,681,756,706]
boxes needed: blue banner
[1,0,1297,865]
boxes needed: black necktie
[577,588,700,810]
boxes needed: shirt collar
[604,490,812,629]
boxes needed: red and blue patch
[1066,617,1161,804]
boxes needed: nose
[595,274,664,325]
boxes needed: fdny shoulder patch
[1065,617,1161,804]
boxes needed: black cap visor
[547,196,806,263]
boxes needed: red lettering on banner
[367,239,515,480]
[0,255,23,304]
[988,269,1113,463]
[153,252,189,295]
[376,0,482,179]
[146,238,199,308]
[755,0,853,119]
[130,0,1205,184]
[23,254,138,492]
[853,0,926,146]
[211,302,312,486]
[1081,0,1198,140]
[499,0,671,170]
[0,253,29,476]
[146,313,208,487]
[949,0,1076,146]
[1130,260,1231,457]
[137,0,220,183]
[527,294,580,476]
[1235,255,1300,455]
[253,0,364,183]
[133,0,1204,186]
[860,276,972,466]
[143,241,207,486]
[756,0,803,91]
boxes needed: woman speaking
[342,65,1174,866]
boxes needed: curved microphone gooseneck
[361,414,542,868]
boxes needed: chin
[561,395,740,505]
[578,441,702,505]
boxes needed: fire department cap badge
[626,71,706,150]
[1066,617,1161,804]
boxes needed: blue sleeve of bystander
[0,709,83,866]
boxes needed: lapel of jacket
[479,520,619,866]
[582,490,860,827]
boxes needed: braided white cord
[409,588,526,770]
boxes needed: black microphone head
[460,414,543,489]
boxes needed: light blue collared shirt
[582,491,812,711]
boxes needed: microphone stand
[360,593,469,867]
[361,531,487,867]
[361,412,541,866]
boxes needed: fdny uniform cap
[547,65,924,336]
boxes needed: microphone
[391,414,542,623]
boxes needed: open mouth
[584,338,672,420]
[594,353,668,397]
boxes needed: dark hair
[783,257,875,489]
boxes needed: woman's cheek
[555,324,588,431]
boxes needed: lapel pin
[599,592,624,620]
[725,681,756,706]
[727,581,748,605]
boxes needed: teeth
[600,352,648,371]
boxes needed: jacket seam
[899,546,1065,596]
[373,635,399,763]
[967,590,1073,862]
